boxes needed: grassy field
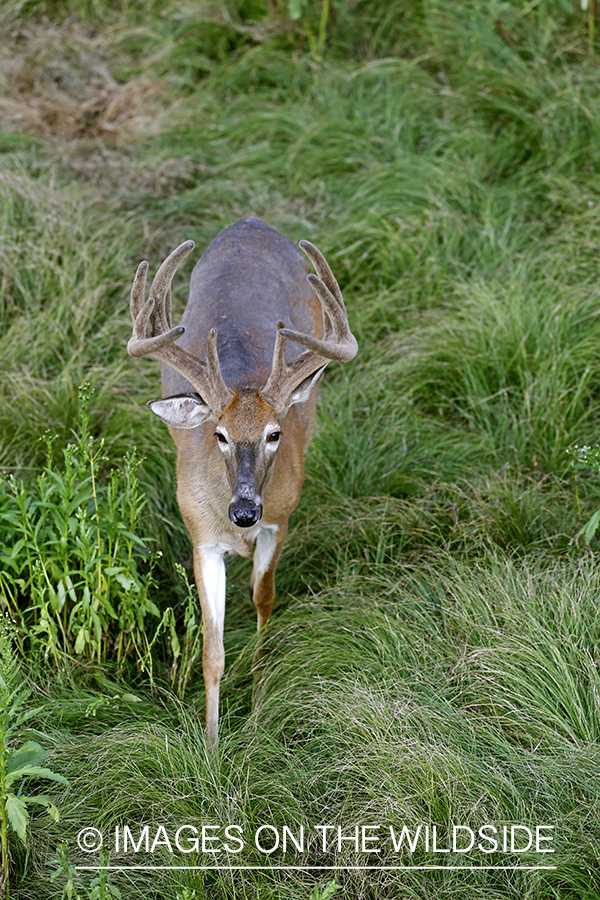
[1,0,600,897]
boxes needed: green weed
[51,843,121,900]
[0,616,67,900]
[0,386,159,667]
[568,443,600,542]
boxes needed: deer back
[162,217,323,399]
[159,218,326,545]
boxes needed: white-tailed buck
[127,217,357,748]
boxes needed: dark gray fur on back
[162,218,316,398]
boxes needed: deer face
[147,390,284,529]
[148,370,324,528]
[213,391,282,528]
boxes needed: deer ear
[147,393,212,429]
[286,364,328,411]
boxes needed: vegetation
[0,0,600,897]
[0,616,67,899]
[0,386,160,667]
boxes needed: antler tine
[205,328,232,405]
[149,240,195,333]
[276,242,357,362]
[279,274,357,361]
[299,240,344,306]
[128,240,194,358]
[130,259,149,323]
[260,241,357,414]
[127,241,233,417]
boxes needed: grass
[17,556,600,898]
[1,0,600,897]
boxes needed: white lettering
[337,826,359,852]
[150,825,173,853]
[389,825,423,853]
[122,825,150,853]
[315,825,335,851]
[283,825,304,853]
[175,826,199,854]
[535,825,555,853]
[510,826,533,853]
[452,826,474,853]
[477,825,498,853]
[255,825,280,854]
[224,825,244,853]
[362,825,380,853]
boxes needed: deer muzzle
[229,444,263,528]
[229,497,263,528]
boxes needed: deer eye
[214,432,228,444]
[266,431,282,444]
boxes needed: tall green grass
[16,556,599,899]
[1,0,600,897]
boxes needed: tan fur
[127,219,356,750]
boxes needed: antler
[128,241,233,417]
[260,240,358,414]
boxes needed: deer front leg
[194,545,226,750]
[251,524,287,631]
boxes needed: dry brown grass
[0,19,164,143]
[0,17,204,199]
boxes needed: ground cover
[0,0,599,897]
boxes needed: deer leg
[194,545,226,751]
[251,525,287,631]
[250,527,285,690]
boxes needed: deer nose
[229,499,263,528]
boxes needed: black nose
[229,499,262,528]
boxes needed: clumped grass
[0,615,67,899]
[0,165,141,469]
[402,274,600,473]
[0,162,190,576]
[16,557,600,898]
[1,0,600,897]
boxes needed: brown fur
[128,217,356,749]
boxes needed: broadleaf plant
[0,384,160,668]
[0,615,67,899]
[567,444,600,542]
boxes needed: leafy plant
[0,386,160,667]
[0,615,67,900]
[309,881,341,900]
[51,843,121,900]
[171,563,202,700]
[568,444,600,542]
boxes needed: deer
[127,217,358,749]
